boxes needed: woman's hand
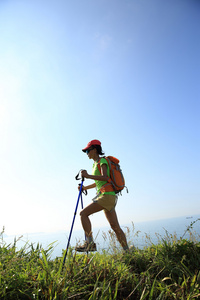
[81,169,90,178]
[78,185,85,191]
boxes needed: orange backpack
[97,156,127,194]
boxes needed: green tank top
[92,157,115,195]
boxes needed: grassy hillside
[0,222,200,299]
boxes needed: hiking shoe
[75,241,97,252]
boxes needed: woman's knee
[80,208,86,218]
[80,208,90,218]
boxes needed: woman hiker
[75,139,129,252]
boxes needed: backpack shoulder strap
[97,156,107,174]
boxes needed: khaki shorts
[93,193,117,212]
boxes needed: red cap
[82,139,101,152]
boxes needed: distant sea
[2,215,200,259]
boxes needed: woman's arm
[78,182,96,191]
[81,164,108,181]
[82,183,96,190]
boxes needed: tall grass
[0,220,200,299]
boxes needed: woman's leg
[80,202,103,239]
[104,209,129,250]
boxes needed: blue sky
[0,0,199,235]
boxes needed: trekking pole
[62,170,87,268]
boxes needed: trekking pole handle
[75,169,85,181]
[75,170,87,195]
